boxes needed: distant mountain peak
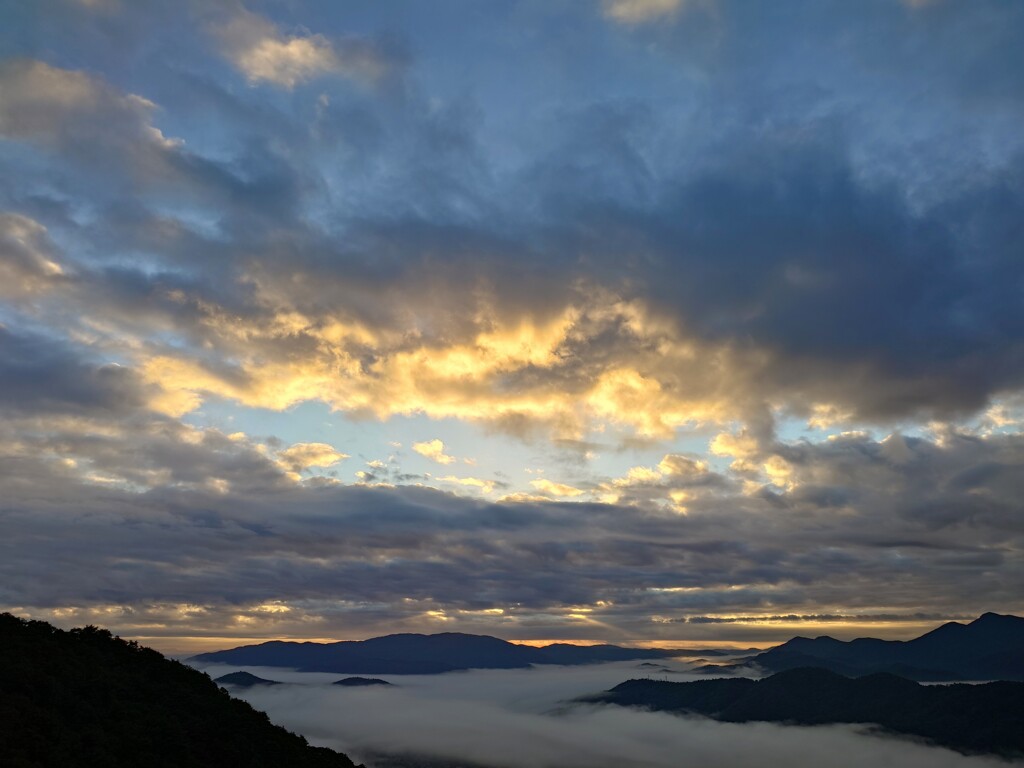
[191,631,704,675]
[750,613,1024,681]
[974,611,1019,624]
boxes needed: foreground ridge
[0,613,360,768]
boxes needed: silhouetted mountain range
[734,612,1024,681]
[585,667,1024,757]
[0,613,360,768]
[192,632,708,674]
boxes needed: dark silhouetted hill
[334,677,392,687]
[746,612,1024,681]
[0,613,360,768]
[214,671,282,687]
[192,632,703,674]
[585,667,1024,757]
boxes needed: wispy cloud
[602,0,692,25]
[213,5,399,88]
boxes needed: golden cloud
[412,439,456,465]
[602,0,688,24]
[438,475,496,494]
[276,442,349,474]
[132,282,770,445]
[213,7,391,89]
[530,478,586,498]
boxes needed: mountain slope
[0,613,359,768]
[191,632,700,674]
[214,671,282,687]
[586,667,1024,757]
[748,612,1024,681]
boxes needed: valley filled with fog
[190,659,1007,768]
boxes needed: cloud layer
[1,0,1022,646]
[195,663,1007,768]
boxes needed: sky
[1,0,1023,653]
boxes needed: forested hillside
[0,613,360,768]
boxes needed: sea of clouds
[189,658,1007,768]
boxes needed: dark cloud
[0,327,146,417]
[2,2,1021,428]
[0,0,1022,646]
[682,613,969,625]
[1,425,1021,642]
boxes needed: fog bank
[191,660,1008,768]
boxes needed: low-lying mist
[190,659,1007,768]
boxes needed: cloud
[412,439,456,465]
[600,453,725,510]
[657,454,708,477]
[0,326,146,418]
[438,475,501,495]
[4,5,1024,443]
[195,663,1005,768]
[17,130,1018,447]
[0,58,181,161]
[602,0,691,25]
[0,213,67,299]
[213,6,399,89]
[3,421,1024,646]
[276,442,349,475]
[1,0,1024,656]
[681,613,970,625]
[530,479,586,498]
[67,0,119,9]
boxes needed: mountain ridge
[737,612,1024,681]
[191,632,717,674]
[583,666,1024,758]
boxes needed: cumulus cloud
[276,442,349,475]
[412,439,456,465]
[214,6,399,88]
